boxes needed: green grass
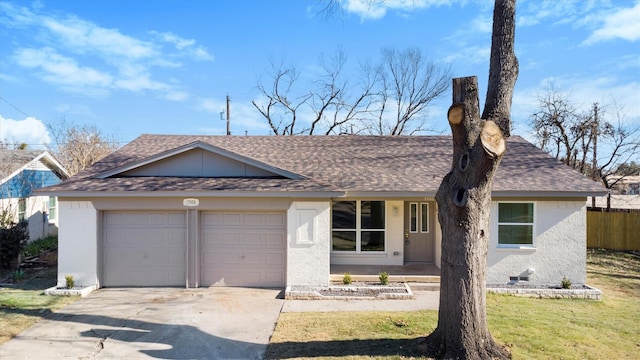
[266,249,640,359]
[0,268,79,344]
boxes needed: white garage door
[201,211,286,287]
[102,211,186,287]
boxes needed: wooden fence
[587,209,640,251]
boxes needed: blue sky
[1,0,639,149]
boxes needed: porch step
[330,274,440,283]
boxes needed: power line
[0,97,31,117]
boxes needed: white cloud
[583,2,640,45]
[14,47,113,93]
[41,16,156,59]
[0,115,50,147]
[1,3,213,100]
[342,0,456,20]
[149,31,214,61]
[517,0,582,27]
[53,104,94,117]
[164,91,190,102]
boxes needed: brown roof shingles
[43,134,605,196]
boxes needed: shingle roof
[1,149,68,184]
[42,134,606,196]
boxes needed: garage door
[103,211,186,287]
[201,212,286,287]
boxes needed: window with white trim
[332,200,385,252]
[498,202,534,246]
[18,198,26,222]
[48,196,57,221]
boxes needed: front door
[404,201,434,262]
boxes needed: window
[332,200,385,252]
[409,202,429,233]
[498,202,534,246]
[48,196,57,221]
[18,198,26,222]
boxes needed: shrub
[65,274,75,289]
[22,236,58,258]
[12,268,25,282]
[343,272,352,285]
[561,276,572,289]
[379,271,389,285]
[0,221,29,269]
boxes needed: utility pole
[226,95,231,136]
[591,103,598,181]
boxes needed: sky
[1,0,639,150]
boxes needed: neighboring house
[0,149,69,240]
[40,135,605,289]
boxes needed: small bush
[0,221,29,269]
[12,268,25,282]
[379,271,389,285]
[22,236,58,258]
[65,274,75,289]
[343,272,352,285]
[561,276,572,289]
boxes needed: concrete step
[330,274,440,283]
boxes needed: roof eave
[491,190,609,198]
[43,190,345,199]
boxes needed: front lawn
[0,237,80,344]
[265,249,640,359]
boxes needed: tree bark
[423,0,517,358]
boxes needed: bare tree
[46,120,120,176]
[253,46,449,135]
[424,0,517,358]
[372,47,450,135]
[531,89,640,190]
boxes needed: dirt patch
[0,250,58,289]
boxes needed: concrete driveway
[0,287,284,360]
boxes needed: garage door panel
[201,211,286,287]
[103,211,186,287]
[265,232,285,245]
[266,213,285,226]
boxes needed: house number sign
[183,198,200,207]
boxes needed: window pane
[410,203,417,232]
[332,231,356,251]
[499,203,533,223]
[361,231,385,251]
[421,203,429,232]
[361,201,385,229]
[49,196,57,221]
[332,201,356,229]
[499,225,533,245]
[18,198,26,222]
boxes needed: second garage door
[200,211,286,287]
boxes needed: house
[40,134,606,289]
[0,149,69,240]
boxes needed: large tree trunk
[423,0,517,359]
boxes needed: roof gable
[96,141,304,180]
[0,150,69,185]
